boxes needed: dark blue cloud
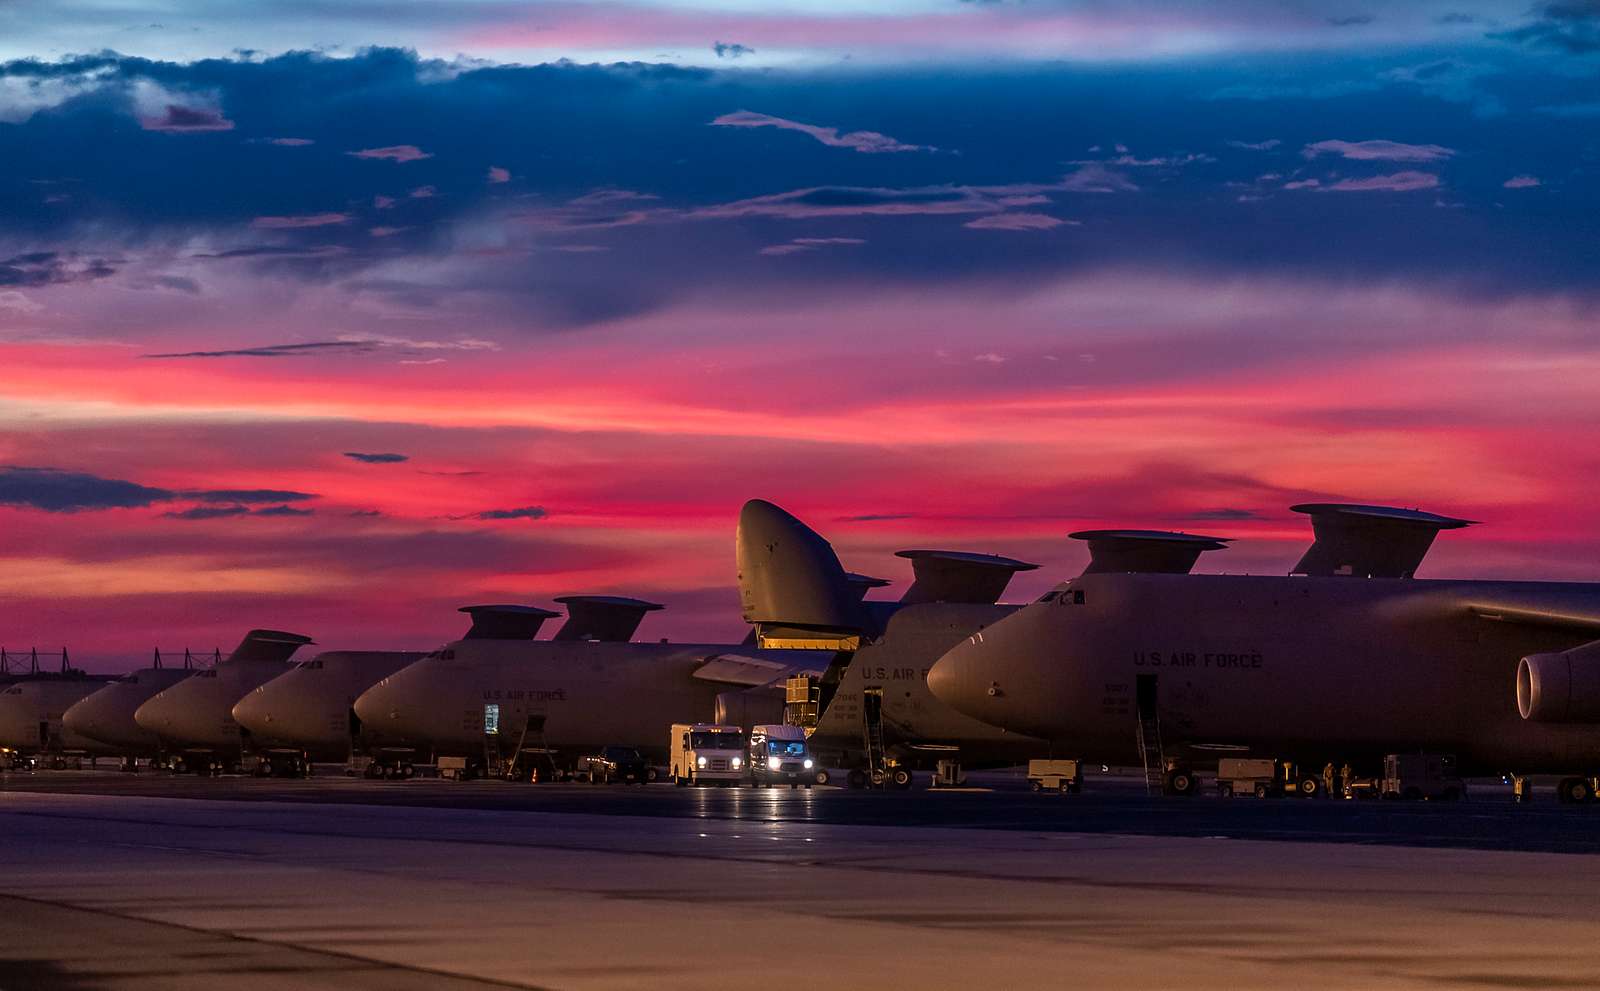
[343,452,409,463]
[0,466,318,512]
[0,45,1597,324]
[466,506,548,520]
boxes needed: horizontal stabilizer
[1291,503,1474,579]
[227,629,314,664]
[693,652,797,688]
[895,549,1038,605]
[1070,529,1230,575]
[552,595,664,642]
[737,499,866,630]
[458,604,560,641]
[846,572,892,602]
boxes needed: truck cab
[670,723,745,787]
[747,724,817,789]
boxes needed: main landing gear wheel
[1558,777,1593,804]
[1165,768,1197,796]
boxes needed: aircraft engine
[1517,641,1600,722]
[714,688,784,727]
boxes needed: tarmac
[2,771,1600,989]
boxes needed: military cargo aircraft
[737,499,1228,787]
[0,649,116,763]
[230,596,659,774]
[927,503,1600,801]
[62,649,212,768]
[351,597,818,779]
[133,629,313,774]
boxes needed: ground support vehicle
[245,749,312,778]
[1027,759,1083,793]
[670,723,745,786]
[577,746,654,784]
[1381,753,1465,801]
[747,724,818,789]
[1217,758,1284,798]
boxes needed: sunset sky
[2,1,1598,668]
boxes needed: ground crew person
[1340,762,1354,797]
[1322,762,1336,797]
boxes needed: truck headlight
[731,757,742,768]
[803,759,814,769]
[768,756,781,771]
[696,756,707,768]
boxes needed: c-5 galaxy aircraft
[352,597,817,779]
[63,648,212,769]
[231,596,660,776]
[133,629,313,774]
[0,649,115,764]
[736,499,1228,788]
[928,503,1600,801]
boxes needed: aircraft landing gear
[1164,766,1198,796]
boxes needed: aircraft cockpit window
[690,731,743,749]
[296,660,324,670]
[423,649,455,660]
[1038,591,1061,603]
[121,674,139,684]
[196,670,217,678]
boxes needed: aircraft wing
[1465,589,1600,637]
[692,652,825,687]
[1468,601,1600,634]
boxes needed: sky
[2,1,1599,669]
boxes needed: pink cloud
[711,110,932,154]
[410,185,437,199]
[251,213,352,229]
[266,137,314,147]
[1303,139,1454,162]
[140,104,234,133]
[369,226,411,238]
[963,212,1075,231]
[373,195,396,210]
[1503,175,1542,189]
[1326,171,1440,193]
[346,145,432,163]
[487,166,511,184]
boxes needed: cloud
[1503,175,1542,189]
[1056,163,1139,193]
[0,467,172,512]
[837,514,914,522]
[1283,178,1321,189]
[963,212,1073,231]
[1303,139,1454,162]
[696,185,995,220]
[711,110,932,154]
[1227,139,1282,151]
[487,166,510,184]
[346,145,432,162]
[264,137,313,146]
[253,504,314,517]
[343,452,410,464]
[712,41,755,59]
[465,506,548,520]
[140,103,235,133]
[0,290,43,313]
[164,505,250,520]
[1493,3,1600,54]
[183,488,315,503]
[1325,171,1440,192]
[0,252,116,288]
[369,225,410,238]
[0,468,316,514]
[251,212,351,229]
[1186,508,1260,520]
[1326,15,1374,27]
[410,185,436,199]
[758,236,866,256]
[143,341,378,359]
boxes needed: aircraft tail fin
[1290,503,1474,579]
[458,604,561,640]
[1070,529,1230,575]
[737,499,867,647]
[552,595,664,642]
[895,550,1038,605]
[226,629,314,664]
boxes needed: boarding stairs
[862,687,888,786]
[1136,706,1165,795]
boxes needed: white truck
[747,724,819,788]
[670,723,745,787]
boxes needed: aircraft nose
[927,635,993,718]
[132,695,171,735]
[351,679,399,730]
[230,688,271,735]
